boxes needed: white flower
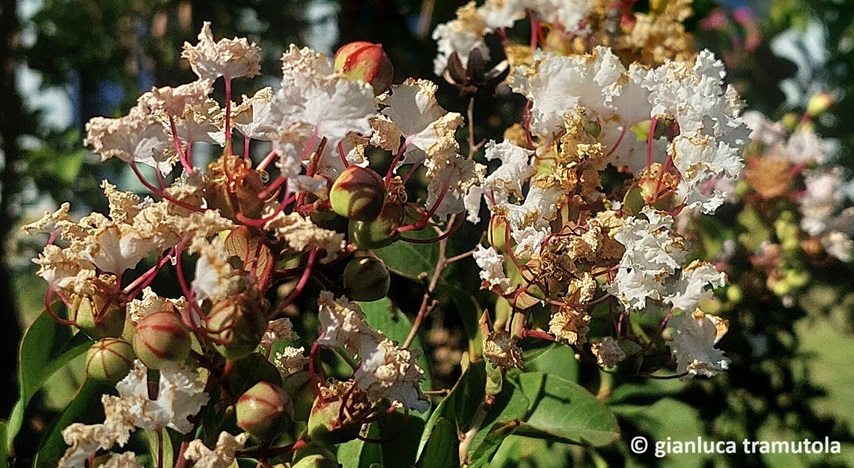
[316,291,369,357]
[472,245,510,291]
[355,335,429,412]
[667,310,730,377]
[84,107,173,175]
[510,224,550,261]
[58,395,136,468]
[137,80,214,117]
[275,347,310,376]
[605,207,690,311]
[261,318,298,348]
[482,139,536,205]
[185,432,248,468]
[377,78,463,170]
[101,452,143,468]
[271,45,376,156]
[115,361,209,433]
[181,22,261,81]
[800,168,843,236]
[664,261,727,312]
[431,3,487,75]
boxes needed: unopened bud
[343,256,390,302]
[348,202,403,249]
[236,381,293,439]
[74,294,125,339]
[806,92,833,116]
[132,311,191,370]
[334,41,394,95]
[86,338,135,384]
[330,166,386,221]
[206,300,267,360]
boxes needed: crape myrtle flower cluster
[22,0,761,464]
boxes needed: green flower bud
[132,311,192,370]
[343,256,390,302]
[306,396,359,444]
[330,166,386,221]
[206,300,267,360]
[348,202,403,249]
[488,216,509,253]
[334,41,394,96]
[73,294,125,339]
[86,338,135,384]
[236,381,293,439]
[292,443,340,468]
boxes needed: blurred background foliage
[1,0,854,466]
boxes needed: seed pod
[86,338,135,384]
[329,166,386,221]
[236,381,293,439]
[343,256,390,302]
[132,311,191,370]
[334,41,394,96]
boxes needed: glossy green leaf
[417,418,459,468]
[418,361,487,458]
[376,410,427,468]
[467,420,519,468]
[523,343,579,383]
[7,309,92,451]
[33,378,112,468]
[440,284,484,357]
[509,372,619,447]
[337,423,383,468]
[374,229,439,280]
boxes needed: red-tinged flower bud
[329,166,386,221]
[205,300,267,360]
[306,396,359,444]
[343,256,390,302]
[334,41,394,95]
[73,294,125,339]
[236,381,293,439]
[807,92,833,116]
[348,202,403,249]
[132,311,192,370]
[86,338,135,384]
[291,443,340,468]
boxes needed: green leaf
[0,420,8,467]
[418,361,487,459]
[523,343,579,383]
[509,372,619,447]
[337,424,383,468]
[467,420,519,468]
[7,309,92,451]
[360,297,433,410]
[440,284,484,357]
[417,418,459,468]
[374,229,439,280]
[33,378,113,468]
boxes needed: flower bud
[487,216,509,253]
[132,311,192,370]
[329,166,386,221]
[348,202,403,249]
[206,300,267,360]
[306,396,359,444]
[334,41,394,95]
[807,92,833,116]
[86,338,135,384]
[236,381,293,439]
[73,294,125,339]
[343,256,390,302]
[292,443,340,468]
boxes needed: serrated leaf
[417,418,459,468]
[33,378,113,468]
[509,372,619,447]
[7,309,92,451]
